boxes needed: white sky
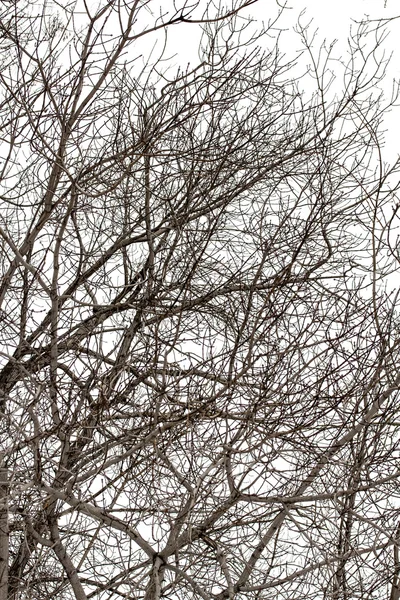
[254,0,400,161]
[158,0,400,162]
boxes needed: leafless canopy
[0,1,400,599]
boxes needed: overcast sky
[158,0,400,160]
[254,1,400,161]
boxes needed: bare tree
[0,1,400,598]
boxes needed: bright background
[158,0,400,163]
[254,0,400,161]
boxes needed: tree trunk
[0,454,8,600]
[144,557,165,600]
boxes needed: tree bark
[144,556,166,600]
[0,454,8,600]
